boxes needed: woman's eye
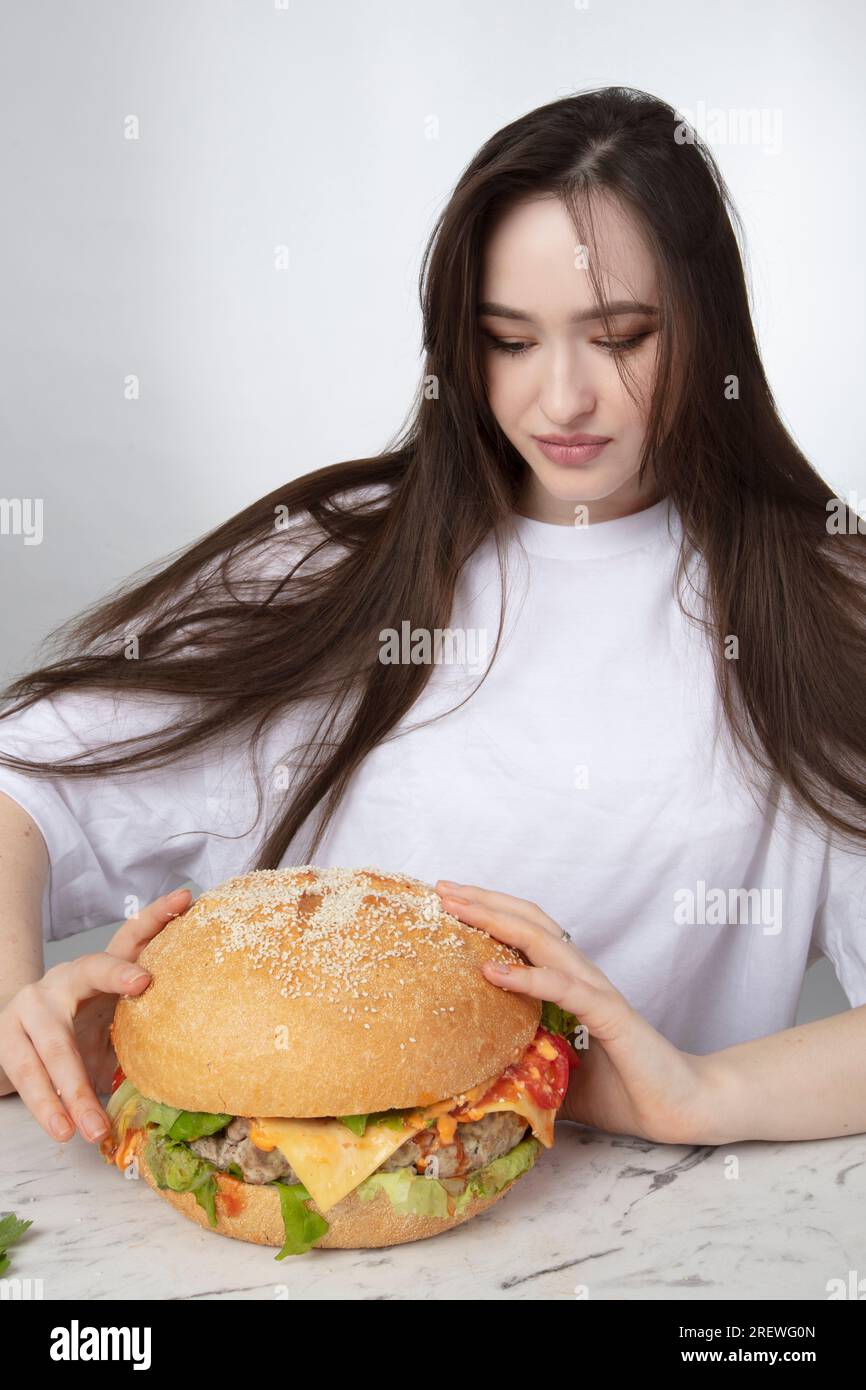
[596,333,651,353]
[484,330,652,358]
[488,338,532,357]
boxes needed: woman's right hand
[0,887,191,1144]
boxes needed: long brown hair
[3,86,865,867]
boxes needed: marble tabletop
[2,1098,864,1300]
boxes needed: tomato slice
[554,1030,582,1071]
[110,1065,126,1095]
[461,1026,576,1115]
[517,1029,569,1108]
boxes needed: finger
[439,891,609,987]
[104,887,192,962]
[45,952,154,1009]
[435,880,564,938]
[482,960,584,1012]
[0,1012,101,1143]
[480,960,627,1039]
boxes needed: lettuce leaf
[355,1165,452,1218]
[141,1100,183,1132]
[541,1000,580,1039]
[452,1136,540,1214]
[105,1076,139,1121]
[106,1078,231,1144]
[105,1077,153,1143]
[356,1136,541,1219]
[143,1130,220,1227]
[161,1109,233,1142]
[108,1080,326,1254]
[141,1098,231,1142]
[338,1114,368,1137]
[144,1141,331,1256]
[338,1108,411,1137]
[113,1084,328,1256]
[271,1181,330,1258]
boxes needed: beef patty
[189,1109,529,1185]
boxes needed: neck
[516,468,661,525]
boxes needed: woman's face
[479,194,663,524]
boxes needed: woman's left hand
[434,879,719,1146]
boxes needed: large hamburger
[101,866,580,1256]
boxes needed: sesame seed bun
[112,865,540,1116]
[135,1137,522,1251]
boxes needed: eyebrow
[477,299,659,325]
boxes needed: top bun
[111,866,540,1116]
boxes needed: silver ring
[558,927,570,941]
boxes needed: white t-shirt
[1,495,864,1055]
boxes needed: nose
[537,347,598,425]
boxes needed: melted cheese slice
[250,1109,440,1213]
[249,1115,412,1212]
[250,1076,557,1213]
[456,1086,557,1149]
[250,1079,496,1213]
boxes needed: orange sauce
[249,1125,277,1152]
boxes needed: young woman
[1,86,864,1155]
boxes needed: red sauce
[216,1174,246,1217]
[451,1027,574,1118]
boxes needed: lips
[531,433,611,445]
[531,435,611,467]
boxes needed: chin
[533,465,634,507]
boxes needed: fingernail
[487,962,511,975]
[81,1110,108,1140]
[50,1114,74,1140]
[442,892,469,904]
[437,880,461,888]
[121,969,150,987]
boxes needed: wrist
[676,1050,744,1146]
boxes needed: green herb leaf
[271,1181,329,1258]
[166,1110,233,1142]
[0,1213,33,1275]
[339,1108,408,1137]
[541,1000,580,1039]
[338,1114,368,1137]
[366,1109,410,1131]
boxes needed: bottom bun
[137,1141,523,1250]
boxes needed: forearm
[0,791,49,1094]
[692,1005,866,1144]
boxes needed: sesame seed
[195,865,507,1016]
